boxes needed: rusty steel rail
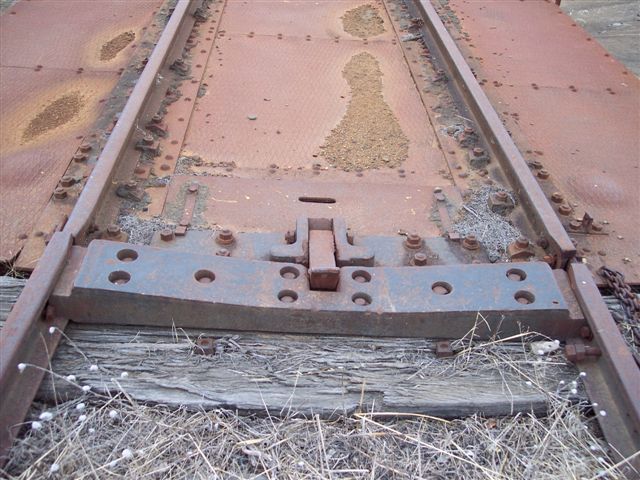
[414,0,576,268]
[63,0,195,240]
[568,263,640,474]
[0,232,71,463]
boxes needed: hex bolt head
[558,204,572,216]
[195,337,215,355]
[152,114,163,124]
[125,180,137,190]
[106,224,121,237]
[143,134,154,145]
[405,233,423,249]
[550,192,564,203]
[569,220,582,231]
[60,175,75,187]
[464,126,474,134]
[73,153,88,163]
[473,147,485,157]
[537,169,550,179]
[515,237,530,249]
[216,228,235,245]
[160,228,175,241]
[53,187,67,199]
[462,234,479,250]
[188,183,199,193]
[79,143,92,152]
[216,248,230,257]
[412,252,428,266]
[496,191,508,201]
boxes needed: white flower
[120,372,129,378]
[17,363,27,372]
[78,414,87,422]
[571,380,578,387]
[50,463,60,473]
[75,403,85,411]
[82,385,91,392]
[65,375,76,382]
[536,349,544,355]
[89,364,99,372]
[39,412,53,421]
[31,421,43,430]
[559,380,565,385]
[48,327,56,334]
[108,410,118,419]
[525,381,532,386]
[88,428,95,433]
[121,449,133,459]
[570,388,577,395]
[592,402,599,407]
[579,372,587,377]
[590,444,599,451]
[599,410,607,417]
[597,457,606,464]
[108,460,118,468]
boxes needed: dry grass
[3,331,632,480]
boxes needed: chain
[599,266,640,322]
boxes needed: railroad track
[0,0,638,476]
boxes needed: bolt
[216,228,235,245]
[188,183,199,193]
[542,255,555,266]
[216,248,230,257]
[515,237,529,249]
[160,228,174,241]
[195,337,215,355]
[473,147,485,157]
[106,224,121,237]
[569,220,582,231]
[496,191,508,201]
[537,169,550,179]
[558,204,572,216]
[79,143,92,152]
[551,192,564,203]
[530,160,543,169]
[125,180,137,190]
[152,114,163,124]
[405,233,422,249]
[565,342,602,363]
[73,153,88,163]
[412,252,428,266]
[285,230,296,244]
[53,187,67,199]
[464,126,474,135]
[60,175,75,187]
[462,234,479,250]
[435,341,454,358]
[143,134,154,145]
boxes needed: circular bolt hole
[515,290,535,305]
[352,293,372,306]
[280,266,300,280]
[352,270,372,283]
[194,270,216,284]
[431,281,452,295]
[506,268,526,282]
[278,290,298,303]
[116,249,138,262]
[108,271,130,285]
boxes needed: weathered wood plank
[1,276,585,417]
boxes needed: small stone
[247,114,257,120]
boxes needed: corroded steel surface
[445,0,640,282]
[0,0,162,263]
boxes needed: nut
[569,220,582,231]
[79,143,92,152]
[106,224,121,237]
[404,233,422,249]
[462,234,479,250]
[194,337,215,355]
[73,153,88,163]
[412,252,428,266]
[435,341,454,358]
[60,175,75,187]
[160,228,174,241]
[515,237,530,249]
[558,204,572,216]
[550,192,564,203]
[216,248,230,257]
[537,169,550,179]
[53,187,67,199]
[216,228,235,245]
[188,183,199,193]
[472,147,485,157]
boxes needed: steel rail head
[63,0,195,240]
[415,0,576,267]
[0,232,73,465]
[568,262,640,475]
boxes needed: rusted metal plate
[0,0,161,71]
[222,0,395,41]
[182,29,450,181]
[0,68,117,262]
[445,0,640,282]
[50,240,582,339]
[163,175,460,236]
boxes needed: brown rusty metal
[0,232,72,464]
[567,262,640,473]
[415,0,576,268]
[308,227,340,291]
[63,0,196,239]
[445,0,639,282]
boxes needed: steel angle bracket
[50,240,584,339]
